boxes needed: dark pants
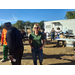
[57,34,60,37]
[11,47,24,65]
[3,45,8,59]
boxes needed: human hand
[40,47,43,49]
[23,41,25,43]
[9,56,13,61]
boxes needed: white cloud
[12,14,17,21]
[0,15,17,22]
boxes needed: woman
[51,28,55,41]
[29,23,45,65]
[56,27,61,37]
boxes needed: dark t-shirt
[51,30,55,35]
[29,31,45,47]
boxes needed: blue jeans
[57,34,60,38]
[51,34,55,41]
[31,48,43,65]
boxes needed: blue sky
[0,9,75,25]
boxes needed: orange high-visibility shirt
[1,28,7,45]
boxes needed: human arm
[40,39,45,49]
[6,32,15,61]
[29,34,34,49]
[51,30,55,32]
[40,33,45,49]
[6,32,15,60]
[55,30,57,33]
[29,39,34,49]
[1,30,4,46]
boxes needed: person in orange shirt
[1,28,8,62]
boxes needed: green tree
[30,22,38,28]
[0,23,3,29]
[25,21,31,26]
[13,20,25,29]
[39,20,44,29]
[65,11,75,19]
[30,23,33,29]
[12,20,44,30]
[0,26,2,29]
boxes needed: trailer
[44,19,75,35]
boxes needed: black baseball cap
[3,22,11,28]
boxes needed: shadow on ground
[0,52,3,55]
[22,52,75,65]
[23,44,29,46]
[49,59,75,65]
[46,40,57,45]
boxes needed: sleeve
[6,32,15,55]
[41,33,45,40]
[1,30,4,44]
[29,34,32,40]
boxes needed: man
[1,28,8,62]
[3,22,24,65]
[51,28,55,41]
[65,31,69,38]
[56,27,61,37]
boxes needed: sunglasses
[34,27,39,29]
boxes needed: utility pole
[25,26,26,32]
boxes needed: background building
[44,19,75,35]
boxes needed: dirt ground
[0,39,75,65]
